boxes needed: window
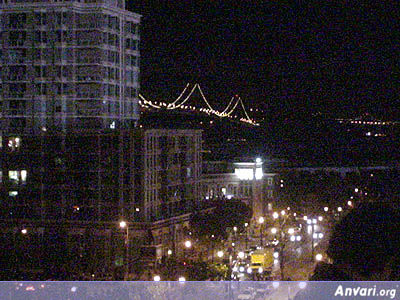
[8,170,19,182]
[8,137,21,150]
[9,191,18,197]
[0,171,2,183]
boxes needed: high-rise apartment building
[0,0,140,133]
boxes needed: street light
[178,276,186,282]
[21,229,27,235]
[217,251,224,258]
[348,200,352,206]
[318,216,323,222]
[167,249,172,256]
[271,227,277,234]
[153,275,161,281]
[324,207,328,212]
[315,254,323,261]
[273,212,279,219]
[288,228,294,235]
[238,251,245,259]
[119,220,129,280]
[281,210,286,216]
[338,207,343,212]
[185,240,192,248]
[258,217,264,247]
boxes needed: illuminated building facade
[201,160,276,218]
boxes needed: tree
[190,199,251,261]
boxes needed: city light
[274,259,279,265]
[290,236,296,242]
[21,229,27,234]
[303,216,308,221]
[324,207,328,212]
[315,254,323,261]
[296,236,301,241]
[319,233,324,239]
[318,216,323,221]
[273,252,279,258]
[272,282,280,288]
[178,277,186,282]
[312,219,317,224]
[239,266,245,273]
[281,210,286,216]
[238,252,245,259]
[71,286,77,293]
[273,212,279,219]
[167,249,172,255]
[355,188,359,193]
[153,275,161,281]
[271,227,277,234]
[256,157,262,163]
[244,222,248,227]
[307,219,311,225]
[233,226,237,232]
[288,228,294,234]
[185,240,192,248]
[217,251,224,258]
[258,216,265,224]
[338,207,343,212]
[348,200,352,206]
[247,267,252,274]
[119,221,127,228]
[258,267,263,273]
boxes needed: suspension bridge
[138,83,261,126]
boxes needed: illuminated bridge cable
[171,84,199,109]
[220,96,235,115]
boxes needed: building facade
[201,160,276,218]
[134,129,202,222]
[0,0,140,133]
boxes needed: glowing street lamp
[119,221,127,228]
[273,212,279,219]
[348,200,352,206]
[288,228,294,235]
[217,251,224,258]
[21,228,27,235]
[167,249,172,255]
[315,254,323,261]
[185,240,192,248]
[324,207,328,212]
[271,227,277,234]
[153,275,161,281]
[281,210,286,216]
[338,207,343,212]
[178,276,186,282]
[238,251,245,259]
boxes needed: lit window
[8,137,21,150]
[21,170,27,182]
[0,135,2,148]
[0,171,2,182]
[221,188,226,195]
[9,170,19,182]
[186,167,191,178]
[9,191,18,197]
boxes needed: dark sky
[128,1,400,120]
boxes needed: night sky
[128,1,400,121]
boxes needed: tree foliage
[190,199,252,241]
